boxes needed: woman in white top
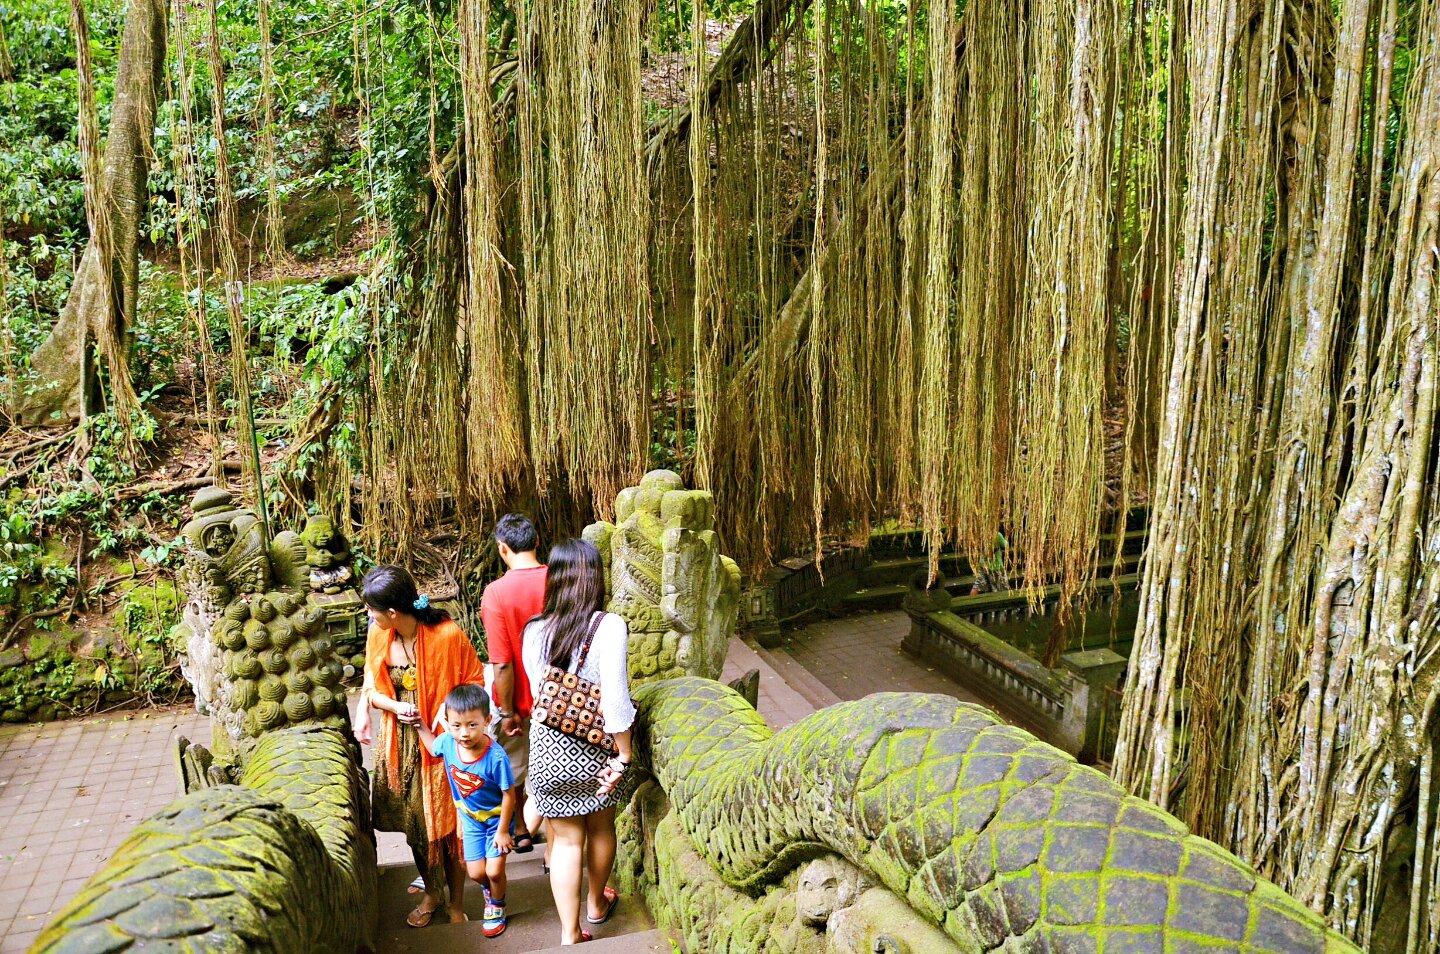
[522,538,635,945]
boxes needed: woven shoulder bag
[532,612,616,755]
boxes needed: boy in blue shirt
[419,682,516,937]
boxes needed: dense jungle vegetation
[1,0,1438,950]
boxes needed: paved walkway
[783,609,1002,714]
[0,706,210,952]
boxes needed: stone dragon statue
[584,469,742,684]
[619,678,1361,953]
[31,488,376,953]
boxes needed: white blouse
[522,612,637,734]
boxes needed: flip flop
[406,875,426,895]
[406,903,440,928]
[513,831,535,853]
[585,886,618,925]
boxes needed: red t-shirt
[482,565,547,720]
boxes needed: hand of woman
[354,697,374,744]
[395,701,422,726]
[596,755,629,797]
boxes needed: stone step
[725,635,820,728]
[842,574,976,611]
[531,929,672,953]
[746,638,843,711]
[375,856,657,954]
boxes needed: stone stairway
[370,634,856,953]
[745,638,842,712]
[374,853,667,954]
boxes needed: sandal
[406,903,441,928]
[407,875,426,895]
[585,886,618,925]
[513,831,535,854]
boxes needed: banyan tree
[321,1,1439,944]
[16,0,1436,948]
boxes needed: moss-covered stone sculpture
[31,485,377,952]
[209,589,351,764]
[302,514,354,593]
[31,725,375,953]
[621,677,1361,953]
[584,469,741,683]
[172,488,359,763]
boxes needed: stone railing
[902,578,1135,762]
[741,526,1147,641]
[31,724,376,953]
[30,488,377,954]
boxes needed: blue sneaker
[482,897,506,938]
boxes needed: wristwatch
[495,709,512,720]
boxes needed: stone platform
[0,706,210,952]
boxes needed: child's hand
[495,830,514,855]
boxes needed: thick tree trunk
[12,0,166,425]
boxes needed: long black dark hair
[361,565,451,626]
[535,538,606,667]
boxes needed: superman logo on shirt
[449,765,486,798]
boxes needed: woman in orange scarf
[355,565,484,927]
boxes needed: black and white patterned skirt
[528,721,634,818]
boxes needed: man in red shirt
[483,513,547,852]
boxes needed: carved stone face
[304,517,347,567]
[825,888,955,954]
[797,858,867,925]
[202,523,235,557]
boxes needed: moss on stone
[628,678,1360,953]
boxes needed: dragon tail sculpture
[31,725,375,953]
[633,678,1359,953]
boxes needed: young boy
[418,683,516,938]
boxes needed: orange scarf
[365,619,485,853]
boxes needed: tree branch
[644,0,814,177]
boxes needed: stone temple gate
[31,471,1357,953]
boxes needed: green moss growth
[24,633,56,662]
[118,577,181,634]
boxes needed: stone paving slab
[0,705,210,953]
[783,609,1005,716]
[375,855,657,953]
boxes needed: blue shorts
[460,812,512,861]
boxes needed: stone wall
[0,576,185,724]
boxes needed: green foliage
[0,499,77,613]
[651,377,698,474]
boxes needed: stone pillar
[1059,648,1127,763]
[584,470,741,685]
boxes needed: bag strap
[572,612,605,674]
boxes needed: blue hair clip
[413,594,430,611]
